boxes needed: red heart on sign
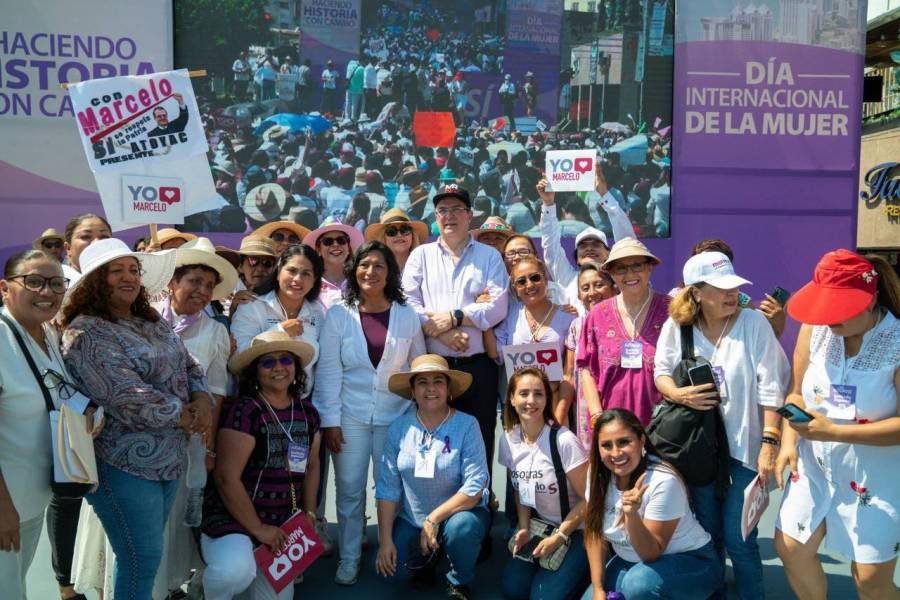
[159,186,181,205]
[536,349,557,365]
[574,158,593,173]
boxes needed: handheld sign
[503,341,564,381]
[254,511,324,593]
[121,175,185,224]
[545,149,597,192]
[412,112,456,148]
[740,475,770,541]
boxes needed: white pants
[0,513,44,600]
[201,533,296,600]
[332,415,389,562]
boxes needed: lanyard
[709,314,732,366]
[527,305,557,343]
[416,408,451,452]
[257,391,300,443]
[619,291,652,341]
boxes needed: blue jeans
[86,460,178,600]
[381,507,490,586]
[503,530,590,600]
[689,458,763,600]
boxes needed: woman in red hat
[775,250,900,600]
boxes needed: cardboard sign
[120,174,185,224]
[254,511,324,593]
[503,341,564,381]
[740,475,770,541]
[457,147,475,166]
[412,112,456,148]
[545,149,597,192]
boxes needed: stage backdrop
[0,0,173,252]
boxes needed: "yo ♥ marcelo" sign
[503,341,564,381]
[254,511,324,593]
[545,149,597,192]
[120,174,185,224]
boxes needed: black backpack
[647,324,731,497]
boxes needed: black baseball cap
[432,183,471,208]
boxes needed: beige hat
[354,167,368,187]
[173,237,239,300]
[228,330,315,374]
[388,354,473,400]
[156,228,197,247]
[245,184,288,223]
[33,228,64,249]
[262,124,289,142]
[603,238,661,270]
[239,235,278,257]
[365,208,429,243]
[254,220,312,245]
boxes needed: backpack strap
[679,323,695,361]
[0,312,54,413]
[549,425,571,517]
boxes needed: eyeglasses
[319,235,349,247]
[435,206,469,218]
[385,225,413,237]
[42,241,63,250]
[513,273,544,287]
[610,261,649,276]
[270,233,300,244]
[244,256,276,269]
[504,248,534,259]
[259,355,295,369]
[41,369,78,400]
[9,274,69,295]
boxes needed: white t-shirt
[601,466,710,563]
[499,424,587,525]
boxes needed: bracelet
[761,436,780,446]
[763,426,782,438]
[553,528,570,543]
[424,517,437,528]
[205,448,217,458]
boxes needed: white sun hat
[69,238,176,297]
[173,237,239,301]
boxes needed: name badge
[287,442,308,474]
[620,341,643,369]
[826,384,857,420]
[415,448,437,479]
[712,366,729,402]
[518,479,537,508]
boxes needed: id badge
[620,341,643,369]
[712,366,729,402]
[414,448,437,479]
[518,479,537,508]
[826,384,857,420]
[286,441,309,474]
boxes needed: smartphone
[776,402,814,424]
[770,286,791,306]
[688,363,718,389]
[738,291,752,308]
[514,536,541,562]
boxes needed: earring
[641,446,647,457]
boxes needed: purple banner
[300,0,362,75]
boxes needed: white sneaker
[335,559,360,585]
[314,517,336,556]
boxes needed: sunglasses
[244,256,276,269]
[513,273,544,287]
[259,355,295,369]
[385,225,413,237]
[319,235,349,247]
[270,232,300,244]
[42,240,63,250]
[9,274,69,294]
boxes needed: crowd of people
[2,178,899,600]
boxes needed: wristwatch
[453,309,465,328]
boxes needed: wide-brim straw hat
[245,184,288,223]
[388,354,473,400]
[254,221,312,244]
[69,238,176,298]
[173,237,239,301]
[33,228,65,249]
[365,208,429,243]
[228,330,315,374]
[603,238,661,270]
[303,223,364,252]
[156,228,197,247]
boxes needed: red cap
[787,249,878,325]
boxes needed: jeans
[503,530,590,600]
[689,458,763,600]
[347,91,364,121]
[381,507,490,586]
[0,513,44,600]
[201,533,296,600]
[86,460,178,600]
[46,493,82,585]
[580,541,722,600]
[333,415,389,562]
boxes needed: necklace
[618,290,652,341]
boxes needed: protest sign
[740,475,770,541]
[254,511,324,593]
[545,150,596,192]
[503,341,564,381]
[68,69,207,173]
[121,174,185,224]
[413,112,456,148]
[457,147,475,167]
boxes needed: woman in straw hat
[375,355,490,600]
[775,251,900,600]
[59,239,212,600]
[313,241,426,585]
[254,219,312,257]
[200,331,321,600]
[364,208,429,272]
[227,235,279,315]
[32,228,65,262]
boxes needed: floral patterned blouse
[62,315,208,481]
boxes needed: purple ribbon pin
[442,436,451,453]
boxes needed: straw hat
[33,228,64,249]
[354,167,368,187]
[603,238,660,270]
[303,223,364,252]
[245,184,288,223]
[254,220,311,244]
[228,330,315,374]
[173,237,239,300]
[156,228,197,247]
[788,249,877,325]
[69,238,176,297]
[262,124,289,142]
[365,208,429,243]
[470,216,514,241]
[387,354,473,399]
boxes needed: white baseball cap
[574,227,609,248]
[683,252,751,289]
